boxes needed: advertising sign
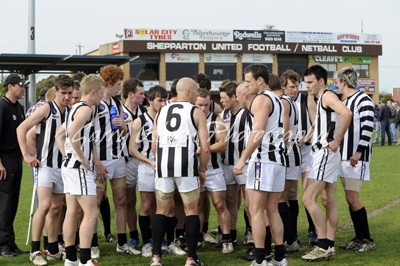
[124,28,232,42]
[204,53,237,63]
[165,53,199,63]
[233,30,263,41]
[142,81,160,91]
[242,54,273,63]
[327,78,339,92]
[263,31,285,42]
[357,79,375,92]
[327,78,376,93]
[313,56,371,64]
[287,31,335,43]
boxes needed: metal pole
[28,0,36,109]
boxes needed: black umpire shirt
[0,96,25,157]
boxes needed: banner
[287,31,381,45]
[124,28,233,42]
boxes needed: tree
[35,75,56,101]
[0,83,4,98]
[263,24,278,31]
[379,93,393,103]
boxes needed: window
[166,63,198,80]
[242,63,272,80]
[205,63,236,81]
[319,63,337,78]
[353,64,369,78]
[130,55,159,81]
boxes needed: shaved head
[236,82,248,94]
[176,77,199,104]
[176,77,197,94]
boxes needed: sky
[0,0,399,93]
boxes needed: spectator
[372,104,381,144]
[0,74,29,257]
[388,101,397,141]
[26,87,49,118]
[379,99,392,146]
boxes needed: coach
[0,74,29,257]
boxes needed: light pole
[27,0,36,108]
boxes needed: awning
[0,53,131,75]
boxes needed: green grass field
[1,143,400,265]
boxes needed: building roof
[0,53,131,75]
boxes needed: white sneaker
[203,233,215,243]
[301,246,332,261]
[222,242,234,254]
[250,260,268,266]
[65,259,80,266]
[141,243,153,257]
[91,246,100,259]
[150,254,163,266]
[166,242,186,256]
[30,251,47,266]
[185,257,204,266]
[58,243,66,253]
[244,230,254,245]
[78,259,99,266]
[210,232,222,244]
[47,251,66,261]
[267,258,288,266]
[117,243,141,255]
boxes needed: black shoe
[9,242,29,254]
[240,247,255,261]
[0,245,17,257]
[239,248,274,262]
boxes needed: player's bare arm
[68,105,93,171]
[209,116,227,153]
[17,103,51,167]
[129,117,156,170]
[323,91,352,152]
[233,95,271,175]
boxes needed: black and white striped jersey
[210,100,216,113]
[249,90,286,165]
[63,102,94,169]
[279,94,301,167]
[93,97,124,161]
[340,91,374,162]
[36,101,68,168]
[206,112,223,170]
[312,90,341,151]
[294,92,313,141]
[222,108,249,166]
[156,102,199,178]
[122,105,146,158]
[137,112,155,160]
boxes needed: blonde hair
[45,87,56,102]
[80,74,105,96]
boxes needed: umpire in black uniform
[0,74,29,256]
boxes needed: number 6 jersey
[156,102,199,178]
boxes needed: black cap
[4,73,30,87]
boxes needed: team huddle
[9,64,375,266]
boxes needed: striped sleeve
[356,96,374,153]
